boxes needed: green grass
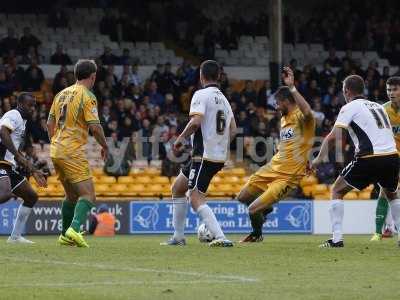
[0,235,399,300]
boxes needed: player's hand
[16,154,34,173]
[101,146,109,162]
[173,136,185,153]
[282,66,295,88]
[32,170,47,188]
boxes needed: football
[197,223,215,243]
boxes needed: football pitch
[0,235,399,300]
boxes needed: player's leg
[237,183,266,242]
[320,157,369,248]
[319,175,352,248]
[69,178,96,231]
[161,172,188,245]
[8,171,38,243]
[188,160,232,247]
[378,155,400,246]
[246,180,296,238]
[371,188,389,241]
[57,179,80,246]
[60,159,95,247]
[0,168,13,204]
[10,181,37,243]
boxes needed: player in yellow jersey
[371,76,400,242]
[47,59,109,248]
[237,67,315,242]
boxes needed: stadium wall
[0,199,376,235]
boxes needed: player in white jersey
[161,60,237,247]
[312,75,400,248]
[0,93,47,243]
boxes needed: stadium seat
[358,191,371,200]
[98,176,116,184]
[92,168,104,177]
[302,186,314,197]
[312,184,328,196]
[135,176,152,184]
[153,176,170,184]
[300,175,318,187]
[118,176,134,184]
[47,176,59,184]
[313,192,330,200]
[343,191,358,200]
[96,184,110,196]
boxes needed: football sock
[172,197,188,240]
[389,199,400,238]
[197,204,225,240]
[249,212,264,236]
[10,204,32,238]
[385,206,394,231]
[330,199,344,243]
[70,197,94,232]
[375,195,388,234]
[61,199,76,236]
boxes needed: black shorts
[180,158,192,179]
[185,159,224,194]
[0,164,26,191]
[341,154,399,192]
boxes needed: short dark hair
[74,59,97,80]
[200,60,220,81]
[387,76,400,86]
[17,92,33,104]
[343,75,365,94]
[274,86,295,103]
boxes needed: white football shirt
[334,98,396,157]
[0,109,27,166]
[189,85,234,162]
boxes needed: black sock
[250,212,264,236]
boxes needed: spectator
[19,27,41,56]
[158,62,176,94]
[150,63,165,86]
[118,116,136,140]
[119,48,132,65]
[0,69,14,98]
[324,48,342,67]
[241,80,257,103]
[257,80,274,110]
[88,204,116,237]
[130,64,142,86]
[52,65,69,93]
[146,81,165,107]
[99,47,119,65]
[23,59,45,91]
[20,46,42,65]
[0,28,19,58]
[50,44,72,65]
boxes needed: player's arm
[311,126,342,166]
[84,96,109,161]
[282,66,313,119]
[47,99,56,140]
[89,123,109,161]
[0,126,25,165]
[0,125,47,187]
[311,103,353,169]
[174,114,203,150]
[174,91,205,150]
[229,116,237,143]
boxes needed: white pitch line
[0,256,259,283]
[0,279,245,289]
